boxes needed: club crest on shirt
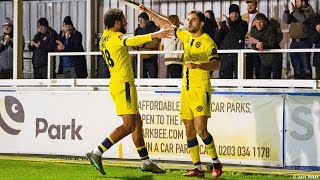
[195,42,201,48]
[211,48,217,55]
[196,106,203,112]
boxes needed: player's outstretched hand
[151,26,173,39]
[139,4,147,12]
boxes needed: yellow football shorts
[180,87,211,120]
[109,81,139,116]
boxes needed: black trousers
[220,55,237,79]
[34,66,48,79]
[315,66,320,80]
[143,58,158,78]
[34,66,56,79]
[167,64,182,78]
[0,69,13,79]
[246,53,261,79]
[260,59,282,79]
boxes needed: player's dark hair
[104,8,124,29]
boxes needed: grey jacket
[0,35,13,70]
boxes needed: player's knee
[185,129,196,138]
[135,116,143,128]
[196,129,209,139]
[123,123,135,133]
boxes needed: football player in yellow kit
[86,8,172,176]
[140,5,223,178]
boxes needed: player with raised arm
[140,4,222,178]
[86,8,172,176]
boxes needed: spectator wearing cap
[248,13,283,79]
[214,4,248,79]
[283,0,314,79]
[242,0,261,79]
[28,17,58,79]
[56,16,87,78]
[0,18,24,79]
[134,12,160,78]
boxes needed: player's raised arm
[139,4,175,29]
[121,27,173,47]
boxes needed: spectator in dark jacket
[134,12,160,78]
[56,16,87,78]
[204,10,218,41]
[0,18,25,79]
[214,4,248,79]
[309,13,320,79]
[28,18,58,79]
[248,13,283,79]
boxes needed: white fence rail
[48,49,320,77]
[0,79,319,90]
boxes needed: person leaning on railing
[247,13,283,79]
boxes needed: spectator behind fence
[28,18,58,79]
[242,0,261,79]
[161,15,183,78]
[56,16,87,78]
[283,0,314,79]
[134,12,160,78]
[308,13,320,79]
[204,10,218,42]
[248,13,283,79]
[214,4,248,79]
[0,18,24,79]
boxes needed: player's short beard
[188,26,200,34]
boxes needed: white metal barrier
[48,48,320,78]
[0,79,319,90]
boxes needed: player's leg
[193,89,222,178]
[181,118,205,177]
[132,113,165,173]
[194,116,222,177]
[86,114,136,175]
[86,81,137,175]
[180,88,204,177]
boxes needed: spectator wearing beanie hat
[214,4,248,79]
[56,16,87,78]
[28,17,58,79]
[283,0,314,79]
[0,18,25,79]
[229,4,240,15]
[134,12,160,78]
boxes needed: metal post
[238,50,244,79]
[13,0,23,79]
[137,53,141,79]
[47,54,52,79]
[86,0,94,78]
